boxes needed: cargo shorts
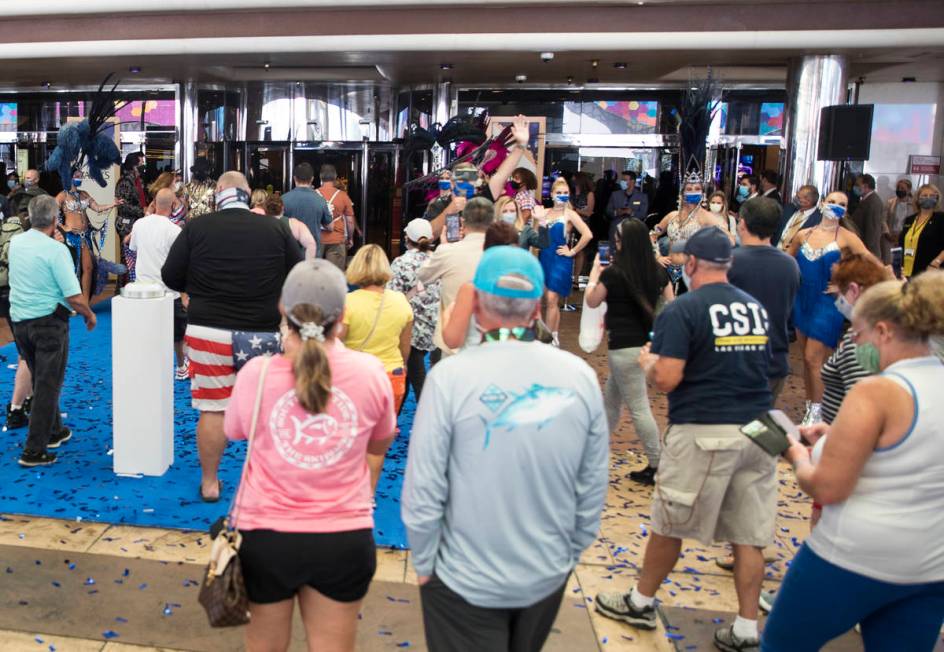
[650,423,777,547]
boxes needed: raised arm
[486,115,529,200]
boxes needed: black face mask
[136,164,146,174]
[895,189,907,199]
[509,180,522,191]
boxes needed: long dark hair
[612,218,664,320]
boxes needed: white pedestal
[112,294,175,476]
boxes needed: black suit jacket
[763,189,782,205]
[899,211,944,277]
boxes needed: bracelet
[586,281,598,289]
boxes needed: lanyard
[481,327,536,344]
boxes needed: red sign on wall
[909,155,941,175]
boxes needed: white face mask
[709,202,724,213]
[500,212,517,224]
[681,261,693,288]
[834,293,854,320]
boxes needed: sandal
[199,480,223,503]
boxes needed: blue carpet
[0,301,410,548]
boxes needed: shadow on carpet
[0,301,410,548]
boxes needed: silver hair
[462,197,495,231]
[696,259,732,273]
[27,195,58,229]
[476,290,539,322]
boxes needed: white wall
[861,81,944,200]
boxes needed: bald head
[217,171,250,194]
[25,169,39,185]
[154,188,177,216]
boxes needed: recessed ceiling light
[613,62,627,69]
[515,74,528,83]
[129,66,142,74]
[637,1,645,5]
[591,59,600,68]
[263,63,270,69]
[440,63,453,70]
[40,81,50,88]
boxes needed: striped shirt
[820,332,871,424]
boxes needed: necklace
[481,326,536,344]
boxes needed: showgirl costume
[539,214,574,296]
[793,227,844,348]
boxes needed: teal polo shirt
[8,229,81,322]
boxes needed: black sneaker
[628,465,657,486]
[594,589,657,630]
[714,624,759,651]
[47,428,72,449]
[18,449,57,467]
[5,403,28,430]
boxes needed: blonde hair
[287,303,332,414]
[494,196,524,231]
[346,244,392,287]
[853,271,944,341]
[916,183,942,211]
[251,189,269,208]
[147,171,176,197]
[550,178,572,208]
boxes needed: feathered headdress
[675,68,722,183]
[46,74,127,187]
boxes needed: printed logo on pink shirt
[268,388,359,469]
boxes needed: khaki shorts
[650,423,777,547]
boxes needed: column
[179,81,199,183]
[782,55,848,200]
[431,81,457,170]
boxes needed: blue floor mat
[0,301,410,549]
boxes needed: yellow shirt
[343,289,413,371]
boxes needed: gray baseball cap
[281,259,348,324]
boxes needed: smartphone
[740,409,797,456]
[890,247,903,279]
[598,241,611,266]
[445,214,461,243]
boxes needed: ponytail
[410,236,432,252]
[288,304,333,414]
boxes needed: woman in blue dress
[537,177,592,346]
[787,190,870,425]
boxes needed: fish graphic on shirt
[289,414,338,447]
[482,384,577,449]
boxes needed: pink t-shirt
[223,342,396,533]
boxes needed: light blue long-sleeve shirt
[402,339,609,608]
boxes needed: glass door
[242,142,290,193]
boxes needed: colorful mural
[594,100,659,133]
[759,102,784,137]
[114,100,176,127]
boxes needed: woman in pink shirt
[224,259,396,652]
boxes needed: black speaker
[817,104,874,161]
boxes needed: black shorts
[238,528,376,604]
[173,298,187,343]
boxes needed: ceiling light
[540,52,555,62]
[40,81,51,88]
[637,1,645,5]
[566,76,574,84]
[515,74,528,83]
[440,63,453,70]
[263,63,270,69]
[591,59,600,68]
[129,66,141,74]
[613,62,627,70]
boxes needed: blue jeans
[762,544,944,651]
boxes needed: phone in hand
[890,247,903,279]
[740,409,798,456]
[598,241,611,266]
[445,214,461,243]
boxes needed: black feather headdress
[676,68,722,183]
[46,74,127,187]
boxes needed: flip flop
[199,480,223,503]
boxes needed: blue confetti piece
[115,617,128,624]
[35,636,43,644]
[84,577,95,585]
[49,645,56,652]
[138,583,148,590]
[51,581,60,588]
[396,643,411,648]
[666,633,685,640]
[102,630,119,640]
[712,617,725,624]
[602,636,608,644]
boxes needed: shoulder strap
[228,354,273,528]
[357,290,387,351]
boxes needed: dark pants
[420,575,567,652]
[12,314,68,453]
[405,347,440,410]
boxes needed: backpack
[0,216,25,288]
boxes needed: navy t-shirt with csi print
[651,282,772,425]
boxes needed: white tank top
[807,356,944,583]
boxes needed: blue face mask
[554,194,570,204]
[822,203,846,220]
[72,178,82,188]
[618,180,629,191]
[736,185,749,199]
[683,192,702,205]
[438,179,452,192]
[454,180,475,199]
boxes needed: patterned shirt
[514,189,536,213]
[184,179,216,220]
[388,249,441,352]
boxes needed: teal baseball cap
[473,245,545,300]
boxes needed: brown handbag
[197,355,272,627]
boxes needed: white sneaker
[175,358,191,381]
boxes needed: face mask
[822,203,845,220]
[509,180,522,191]
[834,294,854,320]
[6,180,16,190]
[853,186,863,197]
[895,189,907,199]
[554,194,569,205]
[683,192,702,205]
[918,196,939,210]
[854,342,881,374]
[215,186,251,209]
[173,181,183,193]
[618,180,629,191]
[681,264,693,289]
[137,164,146,174]
[454,180,475,199]
[72,178,82,188]
[500,212,517,225]
[737,185,750,199]
[709,202,724,213]
[24,179,34,188]
[438,179,452,193]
